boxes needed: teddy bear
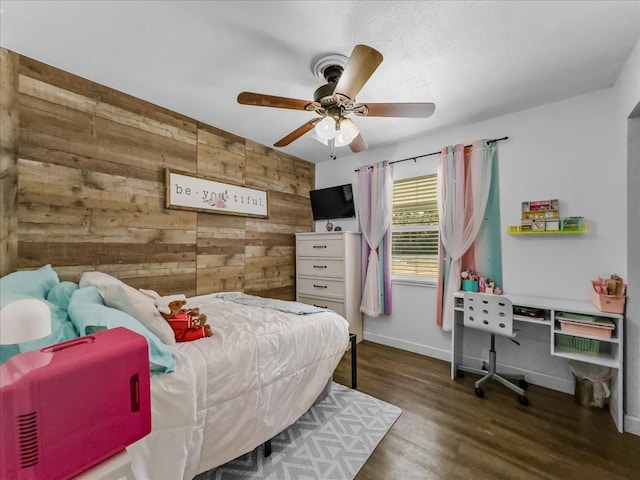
[140,289,212,342]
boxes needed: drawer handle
[313,265,327,269]
[313,245,327,249]
[313,284,328,289]
[314,304,328,308]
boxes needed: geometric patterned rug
[193,382,402,480]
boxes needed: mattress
[126,293,350,480]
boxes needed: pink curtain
[436,142,494,330]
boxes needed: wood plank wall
[0,49,19,276]
[0,49,314,299]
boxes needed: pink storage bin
[559,319,614,339]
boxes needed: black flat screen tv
[309,183,356,221]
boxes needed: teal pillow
[46,281,79,311]
[0,344,19,365]
[0,292,79,364]
[67,287,175,374]
[0,264,60,299]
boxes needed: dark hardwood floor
[332,341,640,480]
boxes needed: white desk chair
[457,292,529,406]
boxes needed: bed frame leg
[350,333,357,389]
[264,439,272,457]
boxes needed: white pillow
[79,271,176,346]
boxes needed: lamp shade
[0,298,52,345]
[336,118,359,145]
[315,116,337,140]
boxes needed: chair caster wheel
[518,395,529,406]
[475,387,485,398]
[518,379,529,390]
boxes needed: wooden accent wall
[0,49,19,276]
[1,49,314,299]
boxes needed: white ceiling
[1,1,638,164]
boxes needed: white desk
[451,291,625,432]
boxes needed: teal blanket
[215,292,329,315]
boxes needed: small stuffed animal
[140,289,212,342]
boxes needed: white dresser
[295,232,363,342]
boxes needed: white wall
[315,37,640,433]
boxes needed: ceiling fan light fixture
[333,136,349,147]
[315,116,337,140]
[337,118,359,144]
[314,132,349,147]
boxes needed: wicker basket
[555,334,600,354]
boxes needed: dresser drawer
[297,277,345,298]
[297,258,343,277]
[297,238,344,258]
[297,296,346,317]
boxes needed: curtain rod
[354,136,509,172]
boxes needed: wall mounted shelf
[507,224,588,235]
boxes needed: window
[391,174,439,278]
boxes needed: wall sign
[165,169,269,218]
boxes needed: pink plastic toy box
[0,327,151,480]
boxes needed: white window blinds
[391,174,439,277]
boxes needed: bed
[0,266,351,480]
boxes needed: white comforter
[127,294,350,480]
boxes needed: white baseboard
[362,331,451,363]
[624,414,640,435]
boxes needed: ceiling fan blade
[349,133,368,153]
[334,45,383,103]
[358,102,436,118]
[237,91,316,111]
[274,119,320,147]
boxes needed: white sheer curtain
[357,161,393,317]
[437,142,493,331]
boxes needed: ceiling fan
[237,44,436,157]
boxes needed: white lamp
[336,118,359,145]
[315,116,337,140]
[0,298,52,345]
[314,116,360,147]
